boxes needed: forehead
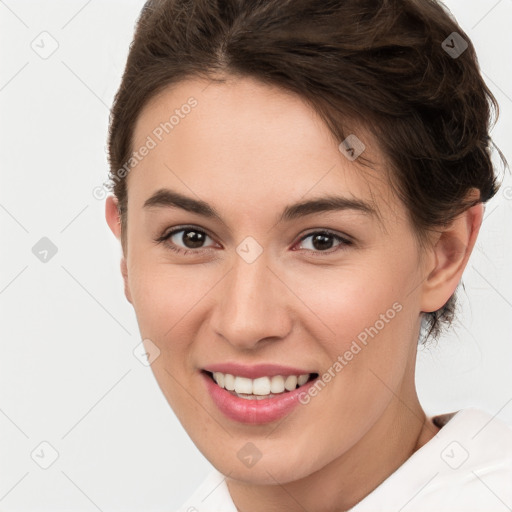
[129,76,401,225]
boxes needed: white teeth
[297,374,309,386]
[284,375,298,391]
[270,375,285,393]
[224,373,235,391]
[211,371,311,397]
[234,376,253,394]
[213,372,224,388]
[252,376,271,395]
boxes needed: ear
[105,195,122,238]
[105,196,132,305]
[420,190,484,313]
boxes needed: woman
[105,0,512,510]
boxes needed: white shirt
[176,407,512,511]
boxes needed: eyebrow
[143,188,378,223]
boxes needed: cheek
[313,264,419,401]
[126,258,219,368]
[282,254,420,409]
[127,260,209,403]
[286,258,412,348]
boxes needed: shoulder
[350,407,512,511]
[434,407,512,475]
[423,407,512,508]
[434,406,512,458]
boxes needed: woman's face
[109,76,435,484]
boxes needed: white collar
[177,408,512,511]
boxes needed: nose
[210,248,292,350]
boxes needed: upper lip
[202,363,315,379]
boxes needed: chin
[196,435,325,486]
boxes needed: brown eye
[296,231,352,254]
[156,226,217,254]
[175,228,208,249]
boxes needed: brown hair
[107,0,507,342]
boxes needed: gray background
[0,0,511,510]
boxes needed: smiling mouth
[203,370,319,400]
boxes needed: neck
[227,389,440,512]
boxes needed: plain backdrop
[0,1,511,510]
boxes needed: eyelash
[155,225,353,257]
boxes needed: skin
[106,75,483,512]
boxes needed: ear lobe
[420,201,484,313]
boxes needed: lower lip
[202,372,317,424]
